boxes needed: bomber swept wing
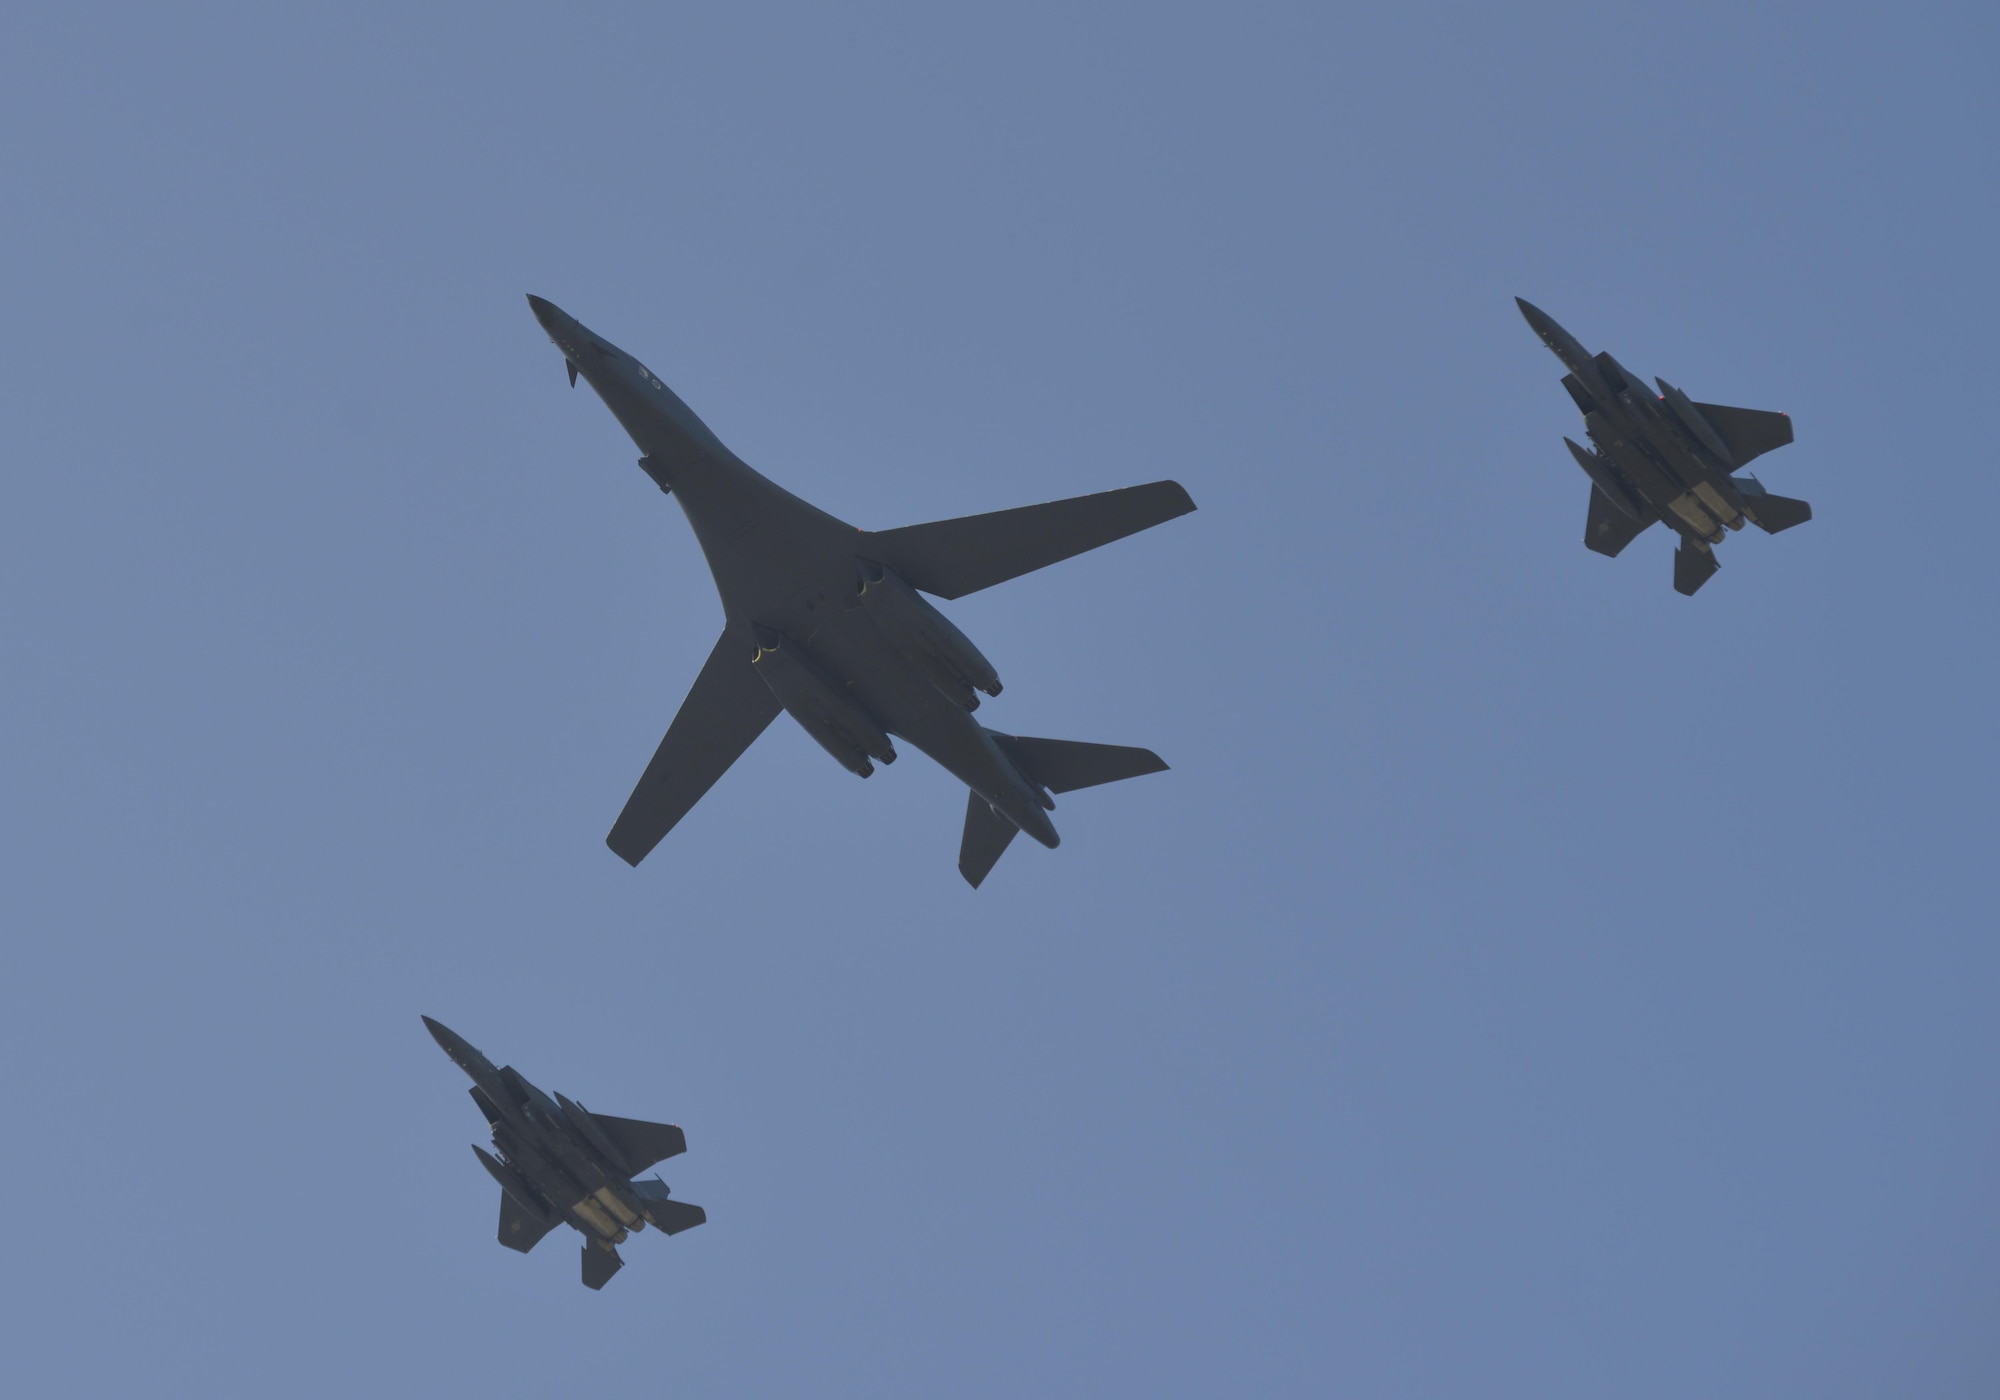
[529,294,1193,885]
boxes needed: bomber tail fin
[958,734,1169,887]
[959,792,1020,888]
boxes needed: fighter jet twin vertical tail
[528,295,1195,886]
[1516,298,1811,595]
[424,1017,705,1289]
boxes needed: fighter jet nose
[1515,296,1547,327]
[421,1015,457,1050]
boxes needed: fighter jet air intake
[424,1017,706,1289]
[1516,298,1811,595]
[528,295,1195,887]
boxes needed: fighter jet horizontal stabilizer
[581,1242,623,1290]
[633,1179,708,1235]
[1745,490,1812,534]
[1674,543,1721,596]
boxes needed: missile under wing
[424,1016,706,1289]
[1516,298,1811,595]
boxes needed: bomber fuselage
[527,296,1059,848]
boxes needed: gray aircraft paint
[424,1017,705,1290]
[1515,298,1811,596]
[527,295,1192,886]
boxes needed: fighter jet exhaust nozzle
[856,561,1003,709]
[593,1187,644,1231]
[751,629,898,779]
[1691,481,1744,531]
[1665,492,1725,543]
[570,1196,626,1241]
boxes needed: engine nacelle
[472,1144,556,1226]
[856,561,1002,710]
[1596,352,1661,418]
[1560,373,1597,416]
[569,1195,626,1243]
[1654,377,1737,469]
[751,629,897,778]
[593,1186,644,1231]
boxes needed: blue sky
[2,3,1996,1396]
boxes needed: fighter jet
[423,1016,706,1290]
[1516,298,1811,595]
[527,295,1195,887]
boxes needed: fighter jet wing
[866,480,1195,600]
[1690,402,1793,467]
[1584,485,1656,558]
[606,628,781,866]
[589,1113,689,1173]
[498,1192,559,1254]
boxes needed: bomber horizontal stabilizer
[607,627,782,866]
[959,791,1020,888]
[867,481,1196,600]
[1584,484,1656,558]
[990,735,1170,793]
[498,1191,559,1255]
[1691,402,1793,467]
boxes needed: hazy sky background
[3,3,1996,1396]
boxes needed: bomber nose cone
[525,294,564,332]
